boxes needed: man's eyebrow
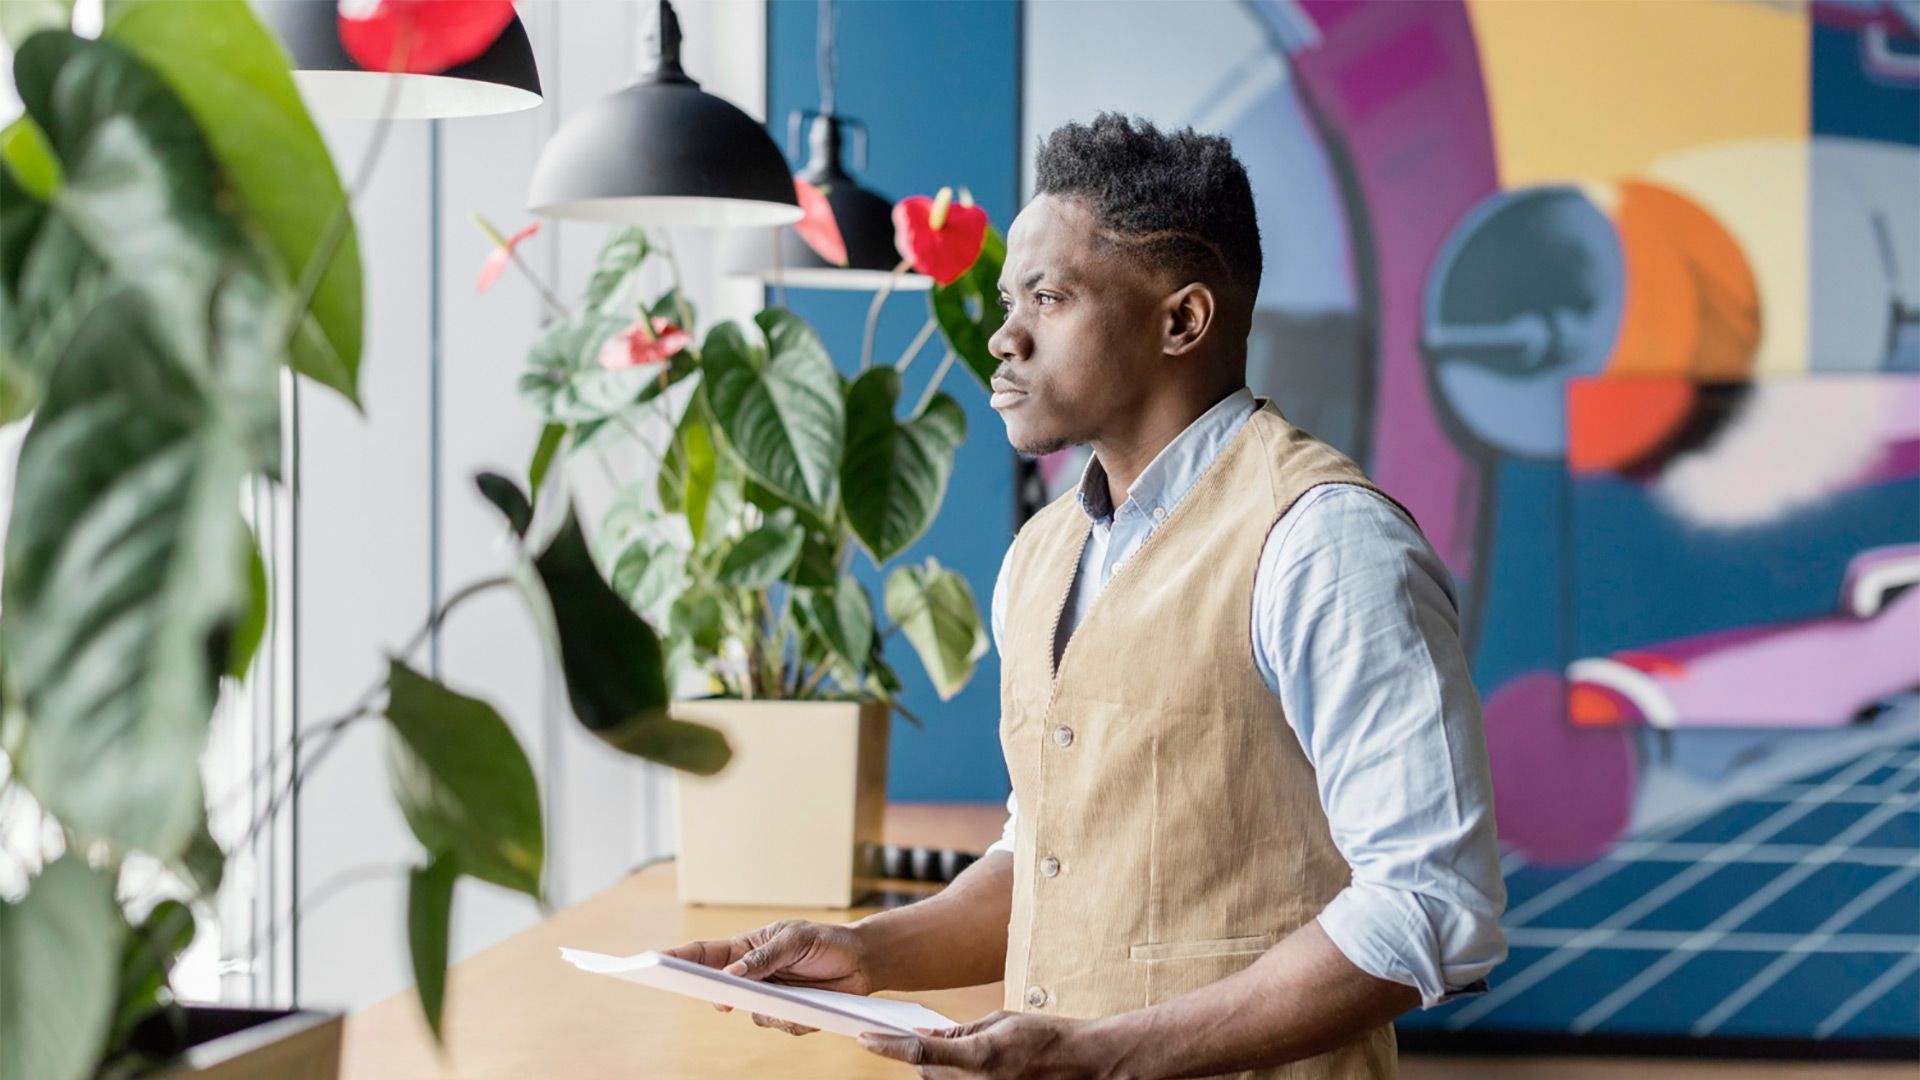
[997,269,1049,294]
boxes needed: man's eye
[996,296,1012,311]
[1035,293,1059,306]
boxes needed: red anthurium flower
[892,186,988,286]
[793,178,848,267]
[475,220,539,293]
[337,0,517,75]
[599,317,691,372]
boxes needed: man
[667,114,1506,1079]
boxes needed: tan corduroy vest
[999,403,1401,1080]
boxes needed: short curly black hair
[1034,113,1261,312]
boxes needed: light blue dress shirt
[984,389,1507,1008]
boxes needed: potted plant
[492,186,1007,907]
[0,3,724,1078]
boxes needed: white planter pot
[671,699,889,908]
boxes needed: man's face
[986,196,1171,457]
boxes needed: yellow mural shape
[1465,0,1809,187]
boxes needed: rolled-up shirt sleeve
[1256,485,1507,1008]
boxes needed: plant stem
[796,652,836,698]
[893,315,939,373]
[912,350,959,416]
[508,250,570,319]
[654,228,696,332]
[225,575,514,840]
[860,258,913,371]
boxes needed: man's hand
[660,919,870,1036]
[858,1011,1115,1080]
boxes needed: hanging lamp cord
[817,0,838,116]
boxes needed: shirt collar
[1076,388,1260,524]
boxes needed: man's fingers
[749,1012,817,1036]
[661,937,750,971]
[923,1009,1014,1039]
[725,926,803,980]
[858,1032,985,1072]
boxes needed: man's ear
[1163,283,1216,357]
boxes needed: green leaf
[406,855,458,1044]
[518,313,648,423]
[532,507,672,730]
[0,166,103,424]
[929,224,1006,390]
[519,312,693,427]
[227,531,268,680]
[0,29,283,860]
[169,812,225,899]
[669,585,727,655]
[384,660,544,898]
[106,898,194,1053]
[716,506,805,588]
[15,30,282,467]
[581,226,648,314]
[527,422,565,495]
[840,367,968,564]
[884,556,988,701]
[0,0,70,47]
[2,293,251,858]
[793,529,839,589]
[806,575,874,678]
[105,0,363,406]
[648,287,695,330]
[594,716,732,776]
[0,116,61,201]
[0,855,123,1080]
[702,311,843,511]
[476,471,532,538]
[611,537,688,620]
[658,392,731,546]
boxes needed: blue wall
[767,0,1021,802]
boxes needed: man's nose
[988,314,1029,364]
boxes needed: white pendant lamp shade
[259,0,543,119]
[726,113,933,291]
[525,0,802,227]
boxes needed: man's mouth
[989,375,1028,411]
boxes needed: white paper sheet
[559,948,958,1038]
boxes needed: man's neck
[1090,382,1246,509]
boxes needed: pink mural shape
[1567,544,1920,730]
[1289,0,1502,577]
[1482,671,1639,864]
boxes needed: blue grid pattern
[1400,728,1920,1040]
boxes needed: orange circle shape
[1606,181,1760,382]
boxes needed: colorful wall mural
[1025,0,1920,1044]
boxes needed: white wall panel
[285,0,770,1015]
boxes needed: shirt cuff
[1317,887,1493,1009]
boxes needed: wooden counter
[341,803,1910,1080]
[340,803,1008,1079]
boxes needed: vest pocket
[1127,933,1275,961]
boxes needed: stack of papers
[559,948,957,1039]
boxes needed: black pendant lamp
[259,0,543,119]
[726,113,933,292]
[526,0,801,227]
[726,0,930,291]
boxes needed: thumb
[725,929,801,980]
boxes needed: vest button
[1040,855,1061,877]
[1052,726,1074,748]
[1026,985,1048,1008]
